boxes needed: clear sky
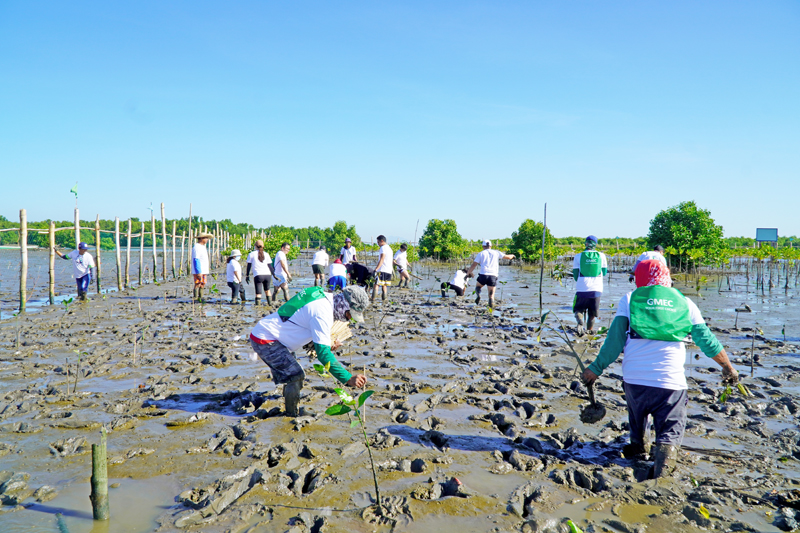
[1,1,798,242]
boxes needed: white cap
[482,240,492,247]
[231,249,242,258]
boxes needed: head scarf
[332,293,350,321]
[635,259,672,288]
[584,235,598,250]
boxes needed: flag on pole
[70,182,78,198]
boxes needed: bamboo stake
[74,207,80,251]
[151,211,158,282]
[19,209,27,313]
[125,218,132,289]
[138,220,145,286]
[95,215,102,294]
[48,222,56,305]
[171,219,177,279]
[179,231,186,277]
[161,203,167,280]
[90,427,109,520]
[187,204,193,275]
[114,217,122,291]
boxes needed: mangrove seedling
[314,362,381,507]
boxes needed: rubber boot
[197,288,204,302]
[193,287,197,300]
[441,289,447,298]
[622,442,648,459]
[489,296,495,309]
[382,290,387,301]
[255,296,261,307]
[574,312,585,337]
[283,376,304,417]
[475,290,481,305]
[586,315,596,335]
[651,444,678,478]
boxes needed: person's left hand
[721,366,739,385]
[332,339,343,350]
[582,368,598,386]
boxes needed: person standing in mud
[246,240,273,306]
[464,240,515,308]
[441,268,469,298]
[572,235,608,335]
[249,285,370,416]
[226,249,245,304]
[393,243,411,288]
[371,235,393,302]
[191,232,213,301]
[272,242,293,303]
[311,245,329,287]
[339,238,358,264]
[54,241,95,301]
[582,259,738,478]
[629,245,667,283]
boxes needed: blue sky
[1,1,798,242]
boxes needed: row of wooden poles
[9,204,245,313]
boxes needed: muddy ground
[1,259,799,532]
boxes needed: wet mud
[1,257,799,532]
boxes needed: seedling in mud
[71,349,88,394]
[314,362,382,508]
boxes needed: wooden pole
[49,221,55,305]
[215,222,220,268]
[161,203,167,280]
[539,203,546,323]
[74,207,80,251]
[171,220,177,279]
[187,204,193,275]
[114,217,122,291]
[125,218,132,289]
[179,231,186,277]
[19,209,27,314]
[151,212,157,282]
[90,427,109,520]
[138,220,145,286]
[94,215,102,294]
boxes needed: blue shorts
[328,276,346,291]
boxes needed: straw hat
[230,249,242,258]
[196,232,214,240]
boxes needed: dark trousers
[441,282,464,296]
[227,281,245,301]
[624,382,688,447]
[253,275,272,300]
[76,275,90,294]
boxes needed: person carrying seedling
[328,258,348,291]
[249,285,370,416]
[464,240,515,308]
[272,242,293,303]
[629,245,667,283]
[393,243,411,288]
[441,268,470,297]
[191,232,213,301]
[572,235,608,335]
[246,240,273,306]
[312,245,329,287]
[371,235,393,302]
[226,249,245,304]
[582,259,738,479]
[340,237,358,264]
[54,241,95,301]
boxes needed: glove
[245,276,250,284]
[628,274,634,283]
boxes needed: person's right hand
[245,276,250,284]
[582,368,598,386]
[721,366,739,385]
[347,374,367,388]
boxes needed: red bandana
[635,259,672,288]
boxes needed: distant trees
[323,221,362,251]
[647,201,725,268]
[418,219,467,260]
[511,219,556,263]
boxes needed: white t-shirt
[340,246,357,264]
[473,249,505,277]
[226,259,242,283]
[312,250,329,266]
[273,250,289,280]
[329,262,347,278]
[67,250,95,278]
[616,291,705,390]
[393,250,408,271]
[633,251,667,273]
[191,243,210,275]
[573,251,608,293]
[247,250,273,277]
[251,293,334,351]
[377,244,394,274]
[450,270,467,289]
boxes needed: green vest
[629,285,693,342]
[579,251,602,277]
[277,286,327,322]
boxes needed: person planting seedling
[582,259,738,479]
[55,242,95,301]
[572,235,608,335]
[249,285,370,416]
